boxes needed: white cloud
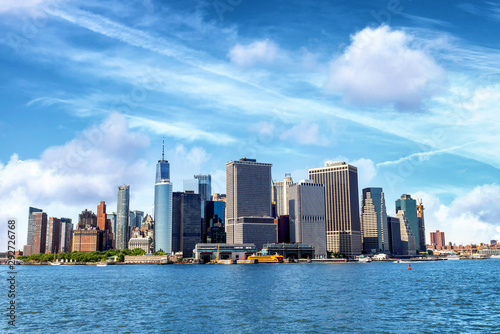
[280,122,329,146]
[415,184,500,245]
[11,2,500,173]
[173,144,209,170]
[325,25,446,109]
[376,144,470,168]
[351,158,377,189]
[0,113,151,251]
[229,39,281,67]
[210,169,226,195]
[0,0,45,13]
[126,115,236,145]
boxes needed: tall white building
[308,162,362,258]
[288,180,327,258]
[273,174,293,216]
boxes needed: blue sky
[1,0,500,250]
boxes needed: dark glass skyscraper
[172,191,202,257]
[156,138,170,183]
[202,200,225,243]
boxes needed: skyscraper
[26,207,43,256]
[387,216,402,255]
[225,158,276,250]
[59,218,73,253]
[396,210,416,255]
[33,211,48,255]
[417,198,426,252]
[129,211,136,232]
[107,212,117,235]
[154,179,173,253]
[116,185,130,250]
[360,188,389,253]
[133,210,144,228]
[172,191,202,257]
[46,217,61,254]
[395,194,421,253]
[288,180,327,258]
[202,200,225,243]
[73,209,101,252]
[226,158,272,221]
[194,174,212,202]
[97,202,109,231]
[155,138,170,184]
[273,174,293,217]
[430,230,445,248]
[97,201,113,251]
[77,209,97,230]
[309,162,362,258]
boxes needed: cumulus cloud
[325,25,446,109]
[0,113,151,250]
[229,39,281,67]
[416,184,500,245]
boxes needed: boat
[49,261,61,266]
[96,262,108,267]
[446,254,460,260]
[490,255,500,259]
[357,256,372,263]
[247,250,284,263]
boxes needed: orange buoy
[408,264,411,270]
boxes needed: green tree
[131,248,146,256]
[116,253,125,262]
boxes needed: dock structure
[193,243,257,263]
[262,243,315,260]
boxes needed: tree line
[17,248,152,263]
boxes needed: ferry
[247,250,284,263]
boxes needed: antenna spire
[162,137,165,161]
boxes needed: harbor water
[3,260,500,333]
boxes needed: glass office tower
[116,185,130,250]
[154,179,173,253]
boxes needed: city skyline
[1,0,500,250]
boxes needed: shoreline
[6,256,495,266]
